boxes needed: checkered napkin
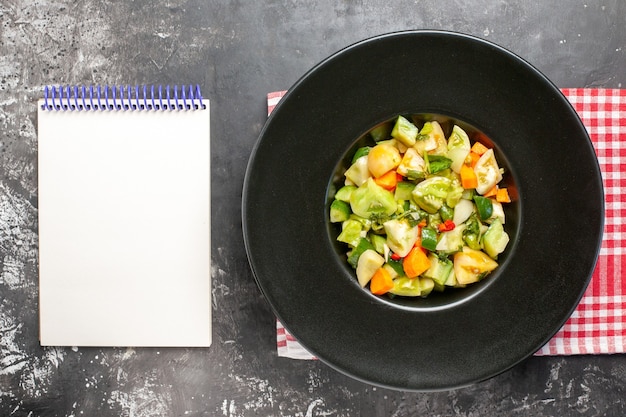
[268,89,626,359]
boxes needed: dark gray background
[1,1,624,416]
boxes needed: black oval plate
[242,30,603,391]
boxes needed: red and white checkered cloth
[268,89,626,359]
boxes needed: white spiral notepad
[37,85,211,347]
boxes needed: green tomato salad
[329,115,512,298]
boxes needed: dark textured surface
[0,0,624,415]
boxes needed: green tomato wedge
[367,143,402,178]
[411,176,452,213]
[421,121,447,155]
[350,178,397,219]
[447,125,471,173]
[453,246,498,285]
[436,224,466,254]
[413,122,438,155]
[445,179,464,208]
[383,218,419,258]
[474,148,503,195]
[344,155,371,186]
[396,148,426,178]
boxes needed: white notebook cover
[37,95,211,347]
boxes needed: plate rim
[243,29,604,391]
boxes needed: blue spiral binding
[41,85,206,111]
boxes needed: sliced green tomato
[453,246,498,285]
[350,178,397,218]
[436,224,465,253]
[473,195,493,221]
[482,218,510,259]
[396,148,425,178]
[356,249,385,287]
[411,176,452,213]
[372,138,407,155]
[330,200,351,223]
[367,143,402,178]
[391,115,419,147]
[389,276,421,297]
[426,121,448,155]
[474,148,503,195]
[383,218,419,257]
[334,185,357,203]
[447,125,471,150]
[394,139,409,154]
[344,155,371,186]
[413,122,438,155]
[445,179,464,208]
[376,138,405,151]
[447,125,471,173]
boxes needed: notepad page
[37,101,211,347]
